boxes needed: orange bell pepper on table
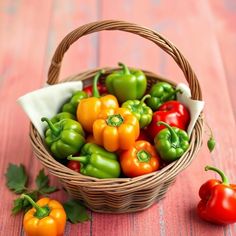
[120,140,160,177]
[77,70,119,133]
[93,107,140,152]
[21,194,66,236]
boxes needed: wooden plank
[0,1,54,235]
[45,0,100,82]
[207,1,236,235]
[208,0,236,118]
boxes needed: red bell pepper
[83,83,107,97]
[147,100,190,140]
[137,129,152,143]
[67,160,80,173]
[197,166,236,225]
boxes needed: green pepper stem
[161,89,182,102]
[118,62,130,75]
[106,114,124,127]
[157,121,179,145]
[21,194,50,219]
[67,155,88,164]
[137,150,151,162]
[205,166,229,185]
[92,70,105,98]
[205,121,216,152]
[138,94,151,108]
[41,117,60,136]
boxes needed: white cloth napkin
[17,81,83,137]
[176,83,204,135]
[17,81,203,138]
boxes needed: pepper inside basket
[29,20,204,213]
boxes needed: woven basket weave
[29,20,204,213]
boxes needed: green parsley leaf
[63,199,90,223]
[12,191,38,215]
[12,198,24,215]
[5,163,28,194]
[39,186,58,194]
[35,169,57,194]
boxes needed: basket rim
[47,20,202,100]
[29,67,204,188]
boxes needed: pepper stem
[41,117,60,136]
[157,121,179,145]
[138,94,151,108]
[137,150,151,162]
[205,166,229,185]
[21,194,50,219]
[92,70,105,98]
[118,62,130,75]
[161,89,182,102]
[67,155,88,164]
[106,114,124,127]
[205,121,216,152]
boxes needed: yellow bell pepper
[22,194,66,236]
[77,71,119,132]
[93,107,140,152]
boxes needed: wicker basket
[29,20,204,213]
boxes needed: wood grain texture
[0,0,235,235]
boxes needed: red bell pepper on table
[147,100,190,140]
[197,166,236,225]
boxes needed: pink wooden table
[1,0,236,235]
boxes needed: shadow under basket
[29,20,204,213]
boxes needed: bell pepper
[77,70,119,132]
[137,129,152,143]
[61,90,88,115]
[21,194,66,236]
[86,134,100,145]
[67,160,81,173]
[50,112,75,123]
[93,107,140,152]
[41,117,85,159]
[154,121,189,161]
[147,100,190,140]
[121,94,153,128]
[105,62,147,103]
[120,140,160,177]
[68,143,120,179]
[83,83,107,97]
[197,166,236,225]
[146,82,181,111]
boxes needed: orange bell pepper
[22,194,66,236]
[86,134,100,145]
[120,140,160,177]
[93,107,140,152]
[77,71,118,132]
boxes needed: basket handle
[47,20,202,100]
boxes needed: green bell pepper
[105,62,147,103]
[61,90,88,115]
[41,117,85,159]
[146,82,180,111]
[50,112,75,123]
[67,143,120,179]
[121,94,153,128]
[154,121,189,162]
